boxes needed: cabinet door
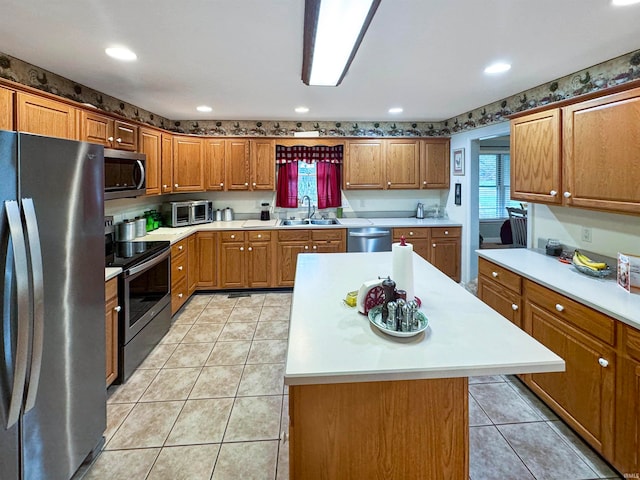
[220,242,246,288]
[563,88,640,214]
[510,109,561,204]
[478,276,521,328]
[139,127,161,195]
[161,133,173,194]
[0,86,14,131]
[225,139,250,190]
[250,139,275,190]
[113,120,138,151]
[248,241,272,287]
[385,139,419,189]
[525,301,615,456]
[393,228,430,261]
[80,110,113,147]
[276,242,308,287]
[421,139,450,189]
[204,139,226,190]
[17,92,76,139]
[197,232,218,288]
[187,234,198,295]
[430,238,460,282]
[173,136,204,191]
[615,355,640,474]
[344,140,384,189]
[105,279,119,387]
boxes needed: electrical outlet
[582,227,592,243]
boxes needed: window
[479,151,519,219]
[297,162,318,206]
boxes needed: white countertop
[284,252,564,386]
[477,248,640,330]
[105,267,121,281]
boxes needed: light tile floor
[84,292,623,480]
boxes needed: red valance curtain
[275,145,343,164]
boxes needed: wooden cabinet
[139,127,162,195]
[79,110,138,150]
[196,231,218,288]
[510,109,562,204]
[171,238,189,314]
[393,227,430,260]
[105,277,119,387]
[16,92,76,139]
[187,234,198,295]
[430,227,461,283]
[385,139,420,189]
[161,133,173,194]
[562,87,640,214]
[173,135,204,192]
[219,230,274,288]
[420,138,450,189]
[310,229,345,254]
[477,258,522,328]
[225,139,251,190]
[219,231,246,288]
[204,138,227,190]
[523,280,615,458]
[615,324,640,474]
[0,86,14,131]
[250,139,276,190]
[344,140,385,189]
[219,138,274,191]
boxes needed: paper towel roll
[392,240,414,302]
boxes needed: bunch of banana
[573,250,608,271]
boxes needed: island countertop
[284,252,564,385]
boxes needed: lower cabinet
[477,258,522,327]
[615,324,640,474]
[219,230,274,289]
[197,231,218,288]
[393,227,430,259]
[188,234,198,295]
[171,237,189,314]
[105,277,119,387]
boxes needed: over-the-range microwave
[104,148,146,200]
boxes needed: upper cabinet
[173,135,204,192]
[385,139,420,189]
[344,140,385,189]
[224,139,250,190]
[79,110,138,151]
[161,133,174,194]
[16,92,77,140]
[562,87,640,214]
[510,109,562,204]
[139,127,162,196]
[204,138,227,191]
[250,139,276,190]
[421,138,450,189]
[0,86,14,131]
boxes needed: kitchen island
[284,252,564,479]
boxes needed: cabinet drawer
[248,231,271,241]
[311,229,345,241]
[105,277,118,301]
[525,279,615,345]
[278,230,310,242]
[172,276,188,314]
[221,231,245,242]
[623,324,640,362]
[171,238,188,257]
[393,227,429,240]
[171,254,187,285]
[431,226,461,238]
[479,258,522,294]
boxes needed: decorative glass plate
[571,261,612,278]
[367,305,428,338]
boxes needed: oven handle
[125,248,170,277]
[135,160,145,190]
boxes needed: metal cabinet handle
[178,265,183,271]
[555,304,564,312]
[512,304,518,311]
[492,271,498,278]
[598,357,609,368]
[550,190,557,196]
[114,306,122,312]
[563,191,572,198]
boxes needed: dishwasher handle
[348,230,391,238]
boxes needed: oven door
[122,248,170,344]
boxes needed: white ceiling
[1,0,639,122]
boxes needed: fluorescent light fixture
[388,107,403,114]
[612,0,640,5]
[105,46,137,61]
[295,106,310,113]
[196,105,213,113]
[484,62,511,74]
[302,0,381,86]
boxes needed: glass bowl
[571,261,612,278]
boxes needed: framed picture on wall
[453,148,465,176]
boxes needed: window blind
[479,149,519,219]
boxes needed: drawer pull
[304,246,309,250]
[108,136,114,142]
[444,230,449,235]
[178,245,183,251]
[163,184,168,190]
[177,266,183,271]
[244,182,249,186]
[511,304,518,311]
[248,247,252,251]
[387,181,392,186]
[252,182,256,187]
[257,234,262,238]
[220,182,224,187]
[492,271,498,278]
[409,231,414,236]
[312,245,317,250]
[555,304,564,312]
[550,190,557,196]
[598,357,609,368]
[563,191,572,198]
[240,247,244,251]
[178,293,183,298]
[432,243,436,248]
[346,182,350,186]
[114,306,121,312]
[116,138,122,143]
[423,180,427,185]
[230,234,235,239]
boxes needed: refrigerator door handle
[22,199,44,412]
[4,200,31,429]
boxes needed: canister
[134,217,147,238]
[115,220,136,241]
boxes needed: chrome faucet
[302,195,312,221]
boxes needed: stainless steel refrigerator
[0,131,106,480]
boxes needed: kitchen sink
[309,219,338,225]
[279,218,338,226]
[281,219,307,226]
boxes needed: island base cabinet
[289,378,468,480]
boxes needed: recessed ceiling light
[105,47,137,61]
[295,106,310,113]
[484,62,511,74]
[388,107,403,114]
[612,0,640,5]
[196,105,213,113]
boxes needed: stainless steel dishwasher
[347,227,392,252]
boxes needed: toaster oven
[164,201,212,227]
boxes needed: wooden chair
[506,207,527,247]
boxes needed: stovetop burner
[106,240,170,270]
